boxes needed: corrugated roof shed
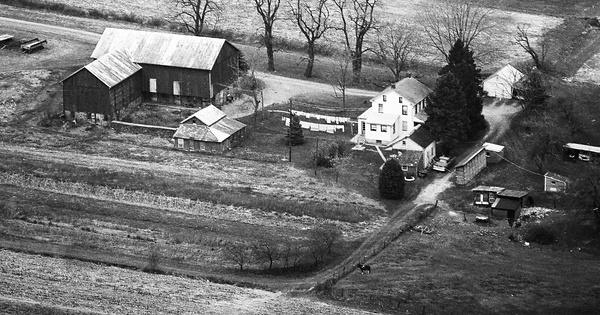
[455,146,485,168]
[472,185,505,193]
[62,50,141,88]
[563,143,600,154]
[181,105,226,126]
[483,142,505,152]
[173,124,219,142]
[544,172,569,183]
[91,28,234,70]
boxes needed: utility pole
[288,99,292,162]
[314,136,319,175]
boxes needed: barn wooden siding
[63,69,142,119]
[455,147,487,185]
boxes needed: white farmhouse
[482,64,524,99]
[354,77,432,145]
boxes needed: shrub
[87,8,106,19]
[378,159,405,199]
[315,141,346,168]
[147,17,165,27]
[285,114,304,146]
[522,223,556,245]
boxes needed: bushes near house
[315,141,346,167]
[378,159,405,200]
[522,223,557,245]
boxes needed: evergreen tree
[286,114,304,145]
[425,72,469,153]
[439,39,486,135]
[378,159,405,200]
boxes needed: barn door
[173,81,181,104]
[149,78,157,101]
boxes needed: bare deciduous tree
[373,23,415,81]
[420,0,493,61]
[173,0,222,36]
[331,48,352,112]
[332,0,379,83]
[253,238,282,270]
[515,25,550,71]
[254,0,282,72]
[290,0,332,78]
[223,241,253,271]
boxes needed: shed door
[149,78,157,93]
[177,138,184,149]
[173,81,181,96]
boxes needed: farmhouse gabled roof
[370,77,432,105]
[483,64,524,85]
[91,28,237,70]
[62,50,141,88]
[544,172,569,183]
[181,105,226,126]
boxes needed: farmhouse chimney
[406,72,412,78]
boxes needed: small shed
[172,105,246,153]
[482,64,524,99]
[491,189,529,225]
[563,143,600,162]
[544,172,569,193]
[472,185,505,207]
[454,146,487,185]
[482,142,505,164]
[394,150,422,177]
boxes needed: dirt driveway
[482,98,522,143]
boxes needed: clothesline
[283,117,345,133]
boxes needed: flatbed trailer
[20,38,47,53]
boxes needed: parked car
[433,156,453,172]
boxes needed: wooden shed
[172,105,246,154]
[482,142,505,164]
[62,50,142,122]
[563,142,600,162]
[544,172,569,193]
[394,151,422,178]
[454,146,487,185]
[491,189,529,226]
[91,28,240,104]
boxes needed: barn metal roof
[62,50,141,88]
[491,198,521,211]
[91,28,235,70]
[482,142,505,153]
[498,189,529,199]
[84,50,141,88]
[173,124,219,142]
[181,105,226,126]
[472,185,505,193]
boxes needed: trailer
[20,38,47,53]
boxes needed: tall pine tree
[439,39,486,136]
[286,114,305,145]
[425,72,469,153]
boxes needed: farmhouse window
[362,122,365,134]
[402,121,408,131]
[200,142,206,151]
[393,123,396,134]
[402,105,408,115]
[401,165,408,171]
[371,124,377,131]
[402,140,406,146]
[378,103,383,113]
[399,96,403,103]
[383,95,387,102]
[489,193,496,203]
[381,125,387,132]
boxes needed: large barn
[482,64,524,99]
[63,28,240,121]
[62,50,142,122]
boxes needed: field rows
[0,249,379,314]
